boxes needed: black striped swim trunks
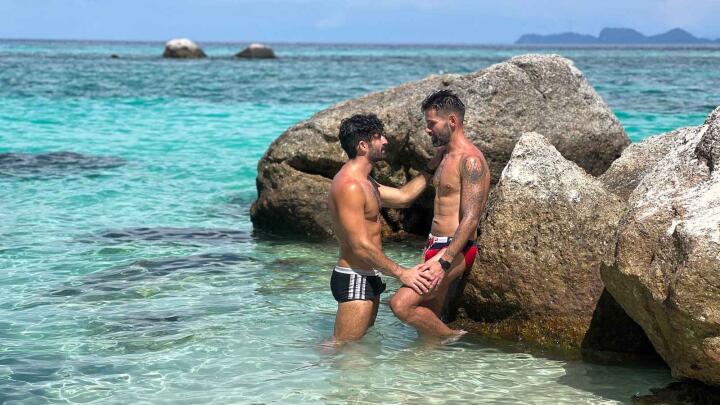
[330,266,386,302]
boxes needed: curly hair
[421,90,465,122]
[338,113,384,159]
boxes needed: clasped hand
[400,261,445,296]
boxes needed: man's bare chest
[433,158,461,197]
[362,179,381,221]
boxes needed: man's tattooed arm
[439,155,488,263]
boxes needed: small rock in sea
[110,54,120,59]
[235,43,276,59]
[163,38,207,59]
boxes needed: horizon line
[4,37,720,49]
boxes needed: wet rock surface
[252,54,629,238]
[0,152,125,178]
[633,381,720,404]
[602,107,720,386]
[460,132,626,352]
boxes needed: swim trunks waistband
[424,233,478,270]
[427,233,451,244]
[332,265,382,277]
[330,266,386,302]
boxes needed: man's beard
[431,123,451,147]
[369,147,385,163]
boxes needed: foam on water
[3,40,717,402]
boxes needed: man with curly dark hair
[329,113,444,344]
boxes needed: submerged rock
[460,133,626,351]
[602,107,720,386]
[252,54,629,238]
[0,151,125,178]
[600,129,686,200]
[163,38,207,59]
[235,43,276,59]
[50,253,249,299]
[633,381,720,404]
[81,227,252,244]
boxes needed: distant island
[516,28,720,45]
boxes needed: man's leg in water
[334,297,380,343]
[389,252,466,337]
[423,256,467,317]
[369,297,380,327]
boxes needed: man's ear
[448,114,457,129]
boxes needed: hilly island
[517,27,720,45]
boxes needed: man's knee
[335,328,366,342]
[390,292,411,321]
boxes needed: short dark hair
[338,113,384,159]
[421,90,465,122]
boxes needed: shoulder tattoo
[461,157,484,183]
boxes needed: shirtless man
[329,113,445,343]
[390,90,491,338]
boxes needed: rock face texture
[163,39,207,59]
[600,129,686,200]
[459,133,626,351]
[252,54,629,238]
[602,107,720,386]
[235,43,276,59]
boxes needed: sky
[0,0,719,44]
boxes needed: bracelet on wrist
[438,258,451,272]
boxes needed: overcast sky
[1,0,718,44]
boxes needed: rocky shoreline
[251,54,719,393]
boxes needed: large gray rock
[600,129,686,200]
[460,132,626,351]
[252,54,629,238]
[235,43,276,59]
[602,107,720,386]
[163,38,207,59]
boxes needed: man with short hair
[390,90,491,339]
[329,113,445,343]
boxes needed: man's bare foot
[440,329,467,345]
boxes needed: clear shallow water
[3,40,718,403]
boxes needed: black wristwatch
[438,258,451,272]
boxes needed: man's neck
[347,156,373,177]
[447,128,466,154]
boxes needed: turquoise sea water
[2,40,719,403]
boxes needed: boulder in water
[600,129,686,200]
[163,38,207,59]
[235,43,276,59]
[252,54,630,238]
[459,132,627,351]
[602,107,720,386]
